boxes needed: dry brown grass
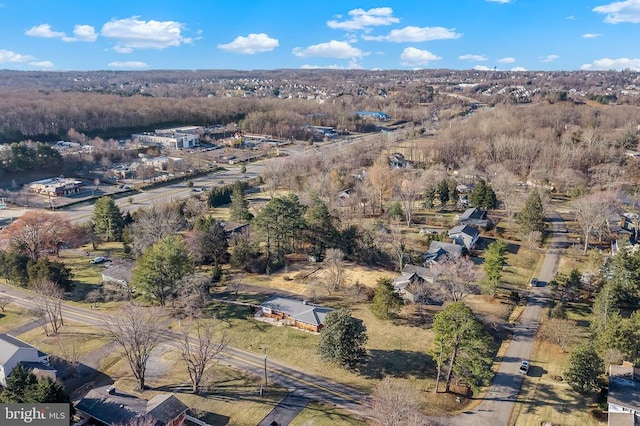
[0,303,34,333]
[511,337,605,426]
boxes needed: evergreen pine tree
[371,277,403,320]
[517,190,545,234]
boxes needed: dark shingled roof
[146,394,188,423]
[75,386,188,426]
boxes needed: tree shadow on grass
[360,349,435,380]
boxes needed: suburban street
[0,282,368,416]
[454,213,567,426]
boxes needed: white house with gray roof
[0,333,56,387]
[608,362,640,426]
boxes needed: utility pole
[263,347,268,387]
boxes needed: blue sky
[1,0,639,71]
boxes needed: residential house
[0,334,56,387]
[259,297,334,332]
[220,221,250,237]
[101,264,133,288]
[392,264,436,303]
[389,153,407,168]
[457,208,489,228]
[422,241,463,267]
[76,385,188,426]
[448,225,480,250]
[608,362,640,426]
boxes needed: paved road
[0,282,368,417]
[454,214,567,426]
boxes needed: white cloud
[218,33,279,54]
[473,65,492,71]
[25,24,66,38]
[459,54,488,61]
[101,16,191,51]
[108,61,149,68]
[293,40,366,58]
[593,0,640,23]
[0,49,34,63]
[327,7,399,31]
[497,57,516,63]
[581,57,640,70]
[511,66,527,71]
[583,33,602,38]
[486,0,512,3]
[542,54,560,62]
[114,46,134,54]
[72,25,98,42]
[400,47,441,66]
[363,25,461,42]
[29,60,55,68]
[25,23,97,42]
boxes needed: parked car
[90,256,107,264]
[530,278,538,287]
[519,360,530,375]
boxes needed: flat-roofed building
[29,177,83,197]
[132,127,200,150]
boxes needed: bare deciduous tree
[227,273,244,296]
[0,295,11,312]
[323,248,347,294]
[540,318,578,352]
[104,304,167,391]
[572,191,616,254]
[367,377,423,426]
[31,280,64,336]
[379,221,407,271]
[526,230,543,249]
[180,318,228,394]
[1,211,72,259]
[398,168,423,226]
[173,274,211,320]
[128,204,186,256]
[431,256,480,302]
[55,336,82,378]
